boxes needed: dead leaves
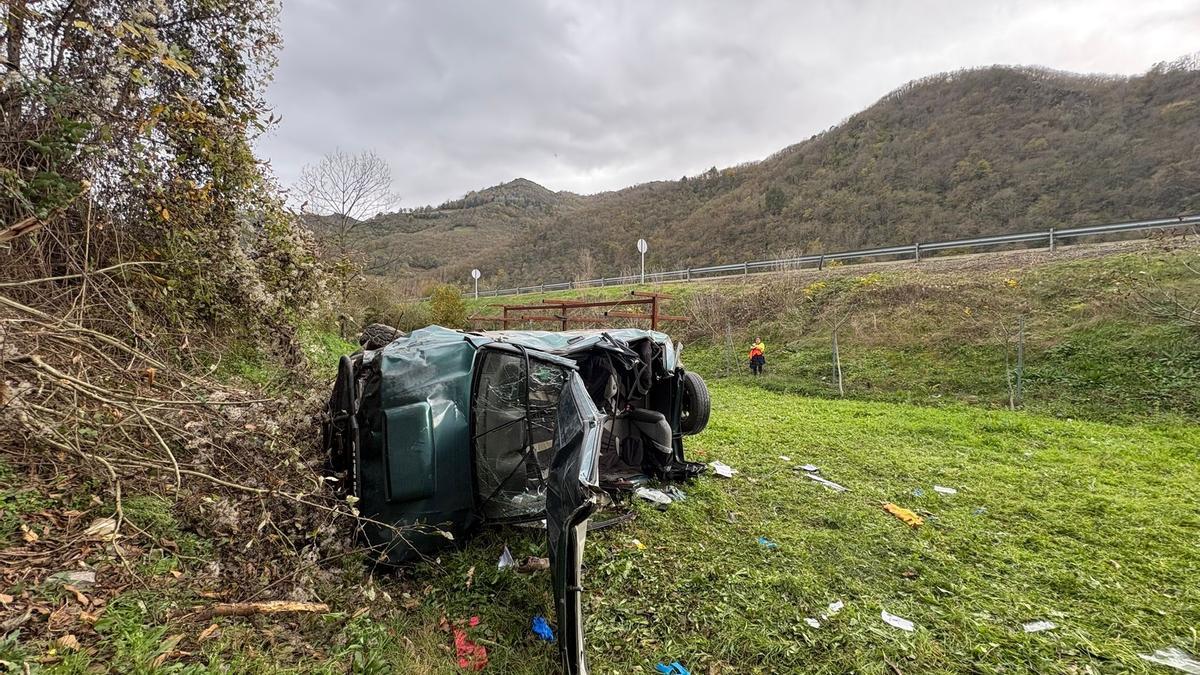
[83,517,118,539]
[62,584,90,606]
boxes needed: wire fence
[472,213,1200,299]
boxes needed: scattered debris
[655,661,692,675]
[757,536,780,550]
[197,624,221,642]
[881,610,915,632]
[453,621,489,670]
[56,634,81,651]
[804,617,821,629]
[933,485,958,495]
[636,487,674,508]
[882,503,924,528]
[663,485,687,501]
[800,464,819,472]
[630,538,647,550]
[195,600,330,620]
[1022,620,1057,633]
[912,488,925,497]
[46,570,96,587]
[517,556,550,574]
[1138,647,1200,673]
[532,615,556,642]
[83,517,118,539]
[825,600,844,616]
[498,545,516,570]
[805,474,849,492]
[972,506,988,515]
[709,461,736,478]
[779,455,791,462]
[726,511,739,523]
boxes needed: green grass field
[234,379,1196,674]
[17,379,1199,674]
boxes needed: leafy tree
[429,284,468,329]
[765,186,789,215]
[0,0,321,330]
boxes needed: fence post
[743,262,749,276]
[914,242,921,262]
[1048,228,1056,252]
[685,268,691,281]
[818,254,825,270]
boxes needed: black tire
[359,323,402,350]
[679,370,711,436]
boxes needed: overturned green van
[321,325,711,674]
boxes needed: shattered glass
[474,351,572,520]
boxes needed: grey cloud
[257,0,1200,207]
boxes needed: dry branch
[193,601,330,621]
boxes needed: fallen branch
[194,601,330,621]
[0,216,45,244]
[0,261,168,288]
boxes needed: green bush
[429,284,468,328]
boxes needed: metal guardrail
[472,214,1200,298]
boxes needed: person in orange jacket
[748,337,765,376]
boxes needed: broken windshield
[472,349,572,521]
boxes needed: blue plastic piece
[531,615,555,642]
[655,662,691,675]
[757,536,780,550]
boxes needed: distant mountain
[359,57,1200,288]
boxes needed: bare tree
[296,149,399,262]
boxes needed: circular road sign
[471,269,481,279]
[636,239,648,253]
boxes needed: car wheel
[679,371,711,436]
[359,323,402,350]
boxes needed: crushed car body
[322,325,711,674]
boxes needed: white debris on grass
[779,455,791,462]
[635,487,673,506]
[933,485,958,495]
[710,461,736,478]
[826,600,844,616]
[804,617,821,629]
[805,473,849,492]
[1138,647,1200,674]
[881,610,915,632]
[1022,620,1056,633]
[800,464,819,472]
[498,546,516,570]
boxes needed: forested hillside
[362,58,1200,289]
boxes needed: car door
[546,370,604,675]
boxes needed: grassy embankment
[466,242,1200,423]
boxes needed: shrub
[429,284,468,328]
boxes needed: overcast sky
[257,0,1200,208]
